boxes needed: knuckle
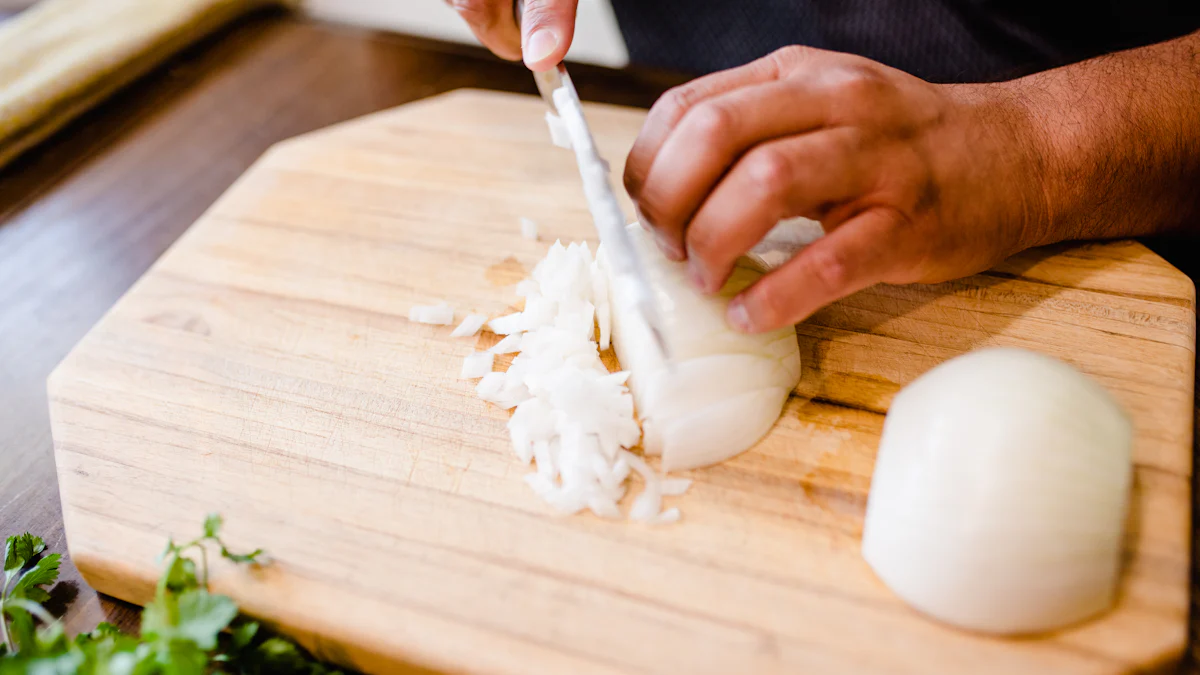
[682,102,734,144]
[771,45,812,65]
[744,147,793,199]
[655,85,701,125]
[685,223,719,261]
[831,65,889,104]
[807,247,851,292]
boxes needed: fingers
[634,80,835,259]
[624,49,802,203]
[684,128,869,293]
[726,209,904,333]
[450,0,522,61]
[520,0,579,71]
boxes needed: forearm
[983,30,1200,245]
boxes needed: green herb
[0,515,347,674]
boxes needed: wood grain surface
[43,89,1194,675]
[0,13,684,643]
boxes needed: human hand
[625,46,1053,334]
[447,0,578,71]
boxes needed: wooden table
[0,8,1195,671]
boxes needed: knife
[513,0,672,364]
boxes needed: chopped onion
[602,223,801,471]
[861,347,1133,635]
[653,508,681,525]
[408,301,454,325]
[460,351,494,379]
[520,217,540,241]
[515,279,540,297]
[456,235,691,522]
[489,334,523,354]
[476,372,505,399]
[488,313,524,335]
[660,478,692,496]
[450,313,488,338]
[544,111,572,149]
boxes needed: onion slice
[520,217,539,241]
[460,351,494,379]
[409,301,454,325]
[450,313,488,338]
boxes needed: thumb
[520,0,579,71]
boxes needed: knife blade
[513,1,671,364]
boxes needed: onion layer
[861,347,1133,634]
[602,223,801,471]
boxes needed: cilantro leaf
[9,553,60,602]
[3,534,45,576]
[143,589,237,651]
[162,555,200,594]
[219,546,264,565]
[231,620,259,649]
[88,622,123,640]
[0,650,84,675]
[149,638,208,675]
[175,590,238,650]
[253,637,348,674]
[203,514,223,539]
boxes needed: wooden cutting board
[48,90,1194,675]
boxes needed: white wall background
[302,0,629,68]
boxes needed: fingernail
[687,258,707,291]
[727,298,753,333]
[525,28,559,65]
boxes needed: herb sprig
[0,515,346,674]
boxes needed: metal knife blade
[513,1,671,363]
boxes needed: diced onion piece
[515,280,540,297]
[587,495,621,519]
[545,111,572,149]
[660,478,692,496]
[629,491,661,522]
[408,301,454,325]
[521,297,557,331]
[450,313,488,338]
[520,217,540,241]
[490,334,523,354]
[861,347,1133,635]
[476,372,505,398]
[489,313,524,335]
[460,351,494,379]
[652,507,681,525]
